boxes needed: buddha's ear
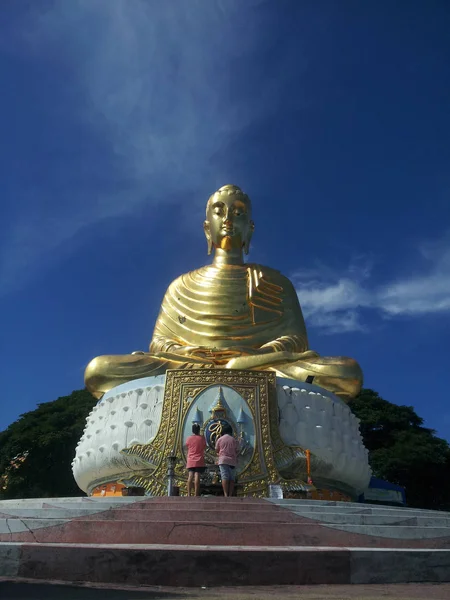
[204,220,213,255]
[243,220,255,255]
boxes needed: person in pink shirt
[185,424,207,496]
[215,424,240,497]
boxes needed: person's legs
[228,467,236,497]
[219,465,231,496]
[187,470,194,496]
[221,477,229,496]
[194,471,201,496]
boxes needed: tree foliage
[349,389,450,510]
[0,389,96,499]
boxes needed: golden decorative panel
[121,368,298,497]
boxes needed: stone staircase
[0,496,449,585]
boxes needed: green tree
[0,389,96,499]
[350,389,450,510]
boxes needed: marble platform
[0,496,449,585]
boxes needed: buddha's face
[204,189,254,254]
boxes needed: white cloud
[294,240,450,334]
[0,0,280,295]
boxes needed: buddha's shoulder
[247,263,295,289]
[163,263,294,291]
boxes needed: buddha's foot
[84,354,166,399]
[84,353,216,399]
[273,355,363,400]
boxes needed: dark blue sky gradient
[1,1,450,440]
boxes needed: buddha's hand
[156,345,260,365]
[174,346,256,358]
[225,349,320,371]
[198,347,259,365]
[175,346,214,358]
[155,346,219,363]
[217,347,259,357]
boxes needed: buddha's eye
[214,207,223,216]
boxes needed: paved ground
[1,581,450,600]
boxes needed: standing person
[185,424,207,496]
[215,424,239,497]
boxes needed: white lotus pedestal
[72,369,371,498]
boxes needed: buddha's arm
[225,334,316,370]
[147,333,305,361]
[224,351,317,370]
[150,335,215,359]
[146,335,309,368]
[258,334,306,354]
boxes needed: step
[269,499,444,512]
[1,499,279,513]
[289,510,450,527]
[277,505,450,519]
[290,503,446,515]
[1,543,449,585]
[1,506,449,528]
[0,508,110,519]
[323,523,450,539]
[0,508,299,523]
[269,500,447,515]
[106,500,281,512]
[3,496,447,517]
[0,497,142,506]
[269,498,446,512]
[1,518,450,547]
[0,500,143,512]
[88,508,298,522]
[36,502,281,514]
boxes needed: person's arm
[214,437,221,464]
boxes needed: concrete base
[0,496,449,586]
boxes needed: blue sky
[1,1,450,441]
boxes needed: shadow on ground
[0,582,187,600]
[2,581,450,600]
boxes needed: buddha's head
[204,185,255,255]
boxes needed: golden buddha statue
[85,185,362,400]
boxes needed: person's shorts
[219,464,236,481]
[187,467,206,473]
